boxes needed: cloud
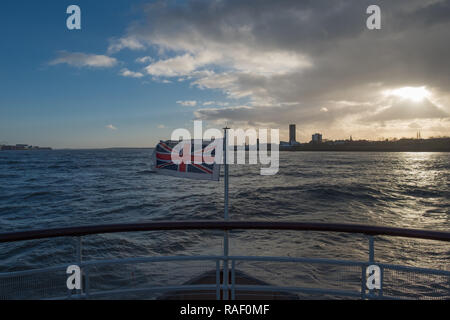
[408,122,422,129]
[49,51,117,68]
[366,98,448,122]
[140,47,310,79]
[107,0,450,138]
[194,103,347,127]
[203,101,230,107]
[136,56,153,64]
[120,68,144,78]
[108,37,145,54]
[177,100,198,107]
[106,124,118,130]
[144,53,220,77]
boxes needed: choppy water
[0,150,449,299]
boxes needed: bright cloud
[120,68,144,78]
[108,37,145,54]
[383,86,431,102]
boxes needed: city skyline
[2,124,445,149]
[1,0,450,149]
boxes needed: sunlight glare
[384,86,431,102]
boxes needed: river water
[0,150,449,299]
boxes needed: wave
[23,191,59,200]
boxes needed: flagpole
[224,127,229,220]
[223,126,229,300]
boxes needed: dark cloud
[195,102,364,127]
[112,0,450,137]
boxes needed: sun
[384,86,431,102]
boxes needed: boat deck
[159,269,299,300]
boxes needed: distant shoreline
[2,137,449,152]
[279,138,450,152]
[280,148,450,152]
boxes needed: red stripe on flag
[156,153,172,160]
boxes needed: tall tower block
[289,124,296,145]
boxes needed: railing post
[216,260,221,300]
[76,237,83,297]
[223,127,230,300]
[361,265,366,300]
[368,236,375,299]
[84,266,90,299]
[369,236,374,263]
[223,234,229,300]
[76,237,82,264]
[231,260,236,300]
[379,266,384,298]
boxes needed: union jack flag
[151,140,221,181]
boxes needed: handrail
[1,221,450,243]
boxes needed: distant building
[333,140,346,145]
[280,124,300,147]
[1,144,52,151]
[289,124,297,145]
[312,133,323,144]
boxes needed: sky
[0,0,449,148]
